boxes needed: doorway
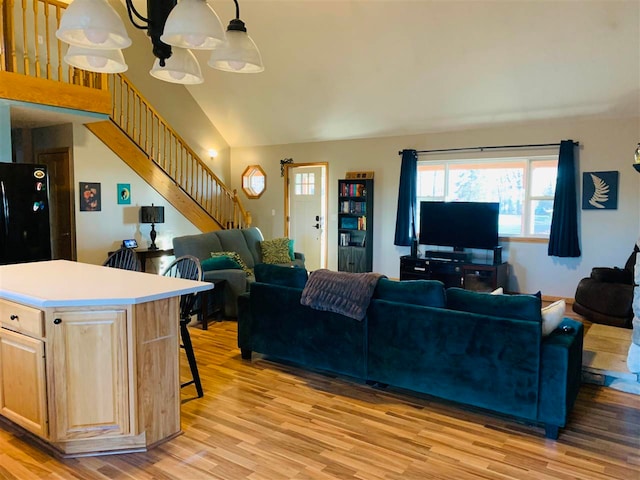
[284,163,328,272]
[37,148,76,260]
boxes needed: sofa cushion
[261,238,293,264]
[254,263,308,288]
[211,251,252,276]
[374,278,446,308]
[173,231,223,260]
[541,300,566,336]
[216,229,256,268]
[446,287,542,323]
[201,255,242,271]
[241,227,265,265]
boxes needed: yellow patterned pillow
[211,251,252,276]
[260,238,293,264]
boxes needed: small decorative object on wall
[345,171,375,179]
[280,158,293,177]
[634,143,640,173]
[79,182,101,211]
[582,171,618,210]
[117,183,131,205]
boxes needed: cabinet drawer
[0,300,44,338]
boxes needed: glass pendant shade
[149,47,204,84]
[64,45,128,73]
[161,0,225,50]
[208,30,264,73]
[56,0,131,49]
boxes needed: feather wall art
[582,171,618,210]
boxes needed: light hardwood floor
[0,318,639,479]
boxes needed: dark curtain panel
[394,149,418,246]
[548,140,581,257]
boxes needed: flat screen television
[418,201,499,250]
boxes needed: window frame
[416,155,557,241]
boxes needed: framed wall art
[117,183,131,205]
[582,171,618,210]
[80,182,101,212]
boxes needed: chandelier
[56,0,263,84]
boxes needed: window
[295,172,315,195]
[241,165,266,198]
[417,156,557,237]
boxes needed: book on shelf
[340,183,367,197]
[340,200,367,214]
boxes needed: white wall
[71,124,200,266]
[229,115,640,298]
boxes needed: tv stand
[422,250,471,263]
[399,255,508,291]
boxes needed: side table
[195,278,226,330]
[136,247,174,272]
[107,247,174,272]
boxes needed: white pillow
[490,287,504,295]
[541,300,566,336]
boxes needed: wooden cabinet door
[0,328,48,438]
[48,309,129,441]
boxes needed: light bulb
[87,55,108,68]
[228,60,246,71]
[169,70,186,80]
[208,149,218,158]
[634,143,640,164]
[184,34,206,48]
[85,29,109,45]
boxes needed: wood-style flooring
[0,319,639,479]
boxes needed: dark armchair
[573,245,638,328]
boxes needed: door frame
[283,162,329,269]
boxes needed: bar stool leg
[180,320,204,398]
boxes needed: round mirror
[242,165,266,198]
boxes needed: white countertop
[0,260,213,308]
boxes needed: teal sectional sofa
[237,265,583,439]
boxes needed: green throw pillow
[201,255,242,272]
[288,239,295,261]
[260,238,292,264]
[211,251,252,276]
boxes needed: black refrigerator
[0,163,52,265]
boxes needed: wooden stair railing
[0,0,250,230]
[105,73,251,230]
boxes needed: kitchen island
[0,260,212,457]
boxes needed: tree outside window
[417,157,557,238]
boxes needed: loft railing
[0,0,250,229]
[0,0,106,87]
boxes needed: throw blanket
[300,269,386,320]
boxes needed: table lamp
[140,204,164,250]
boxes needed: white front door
[287,165,326,271]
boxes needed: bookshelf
[338,177,373,272]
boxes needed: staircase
[0,0,250,232]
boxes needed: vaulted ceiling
[177,0,639,148]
